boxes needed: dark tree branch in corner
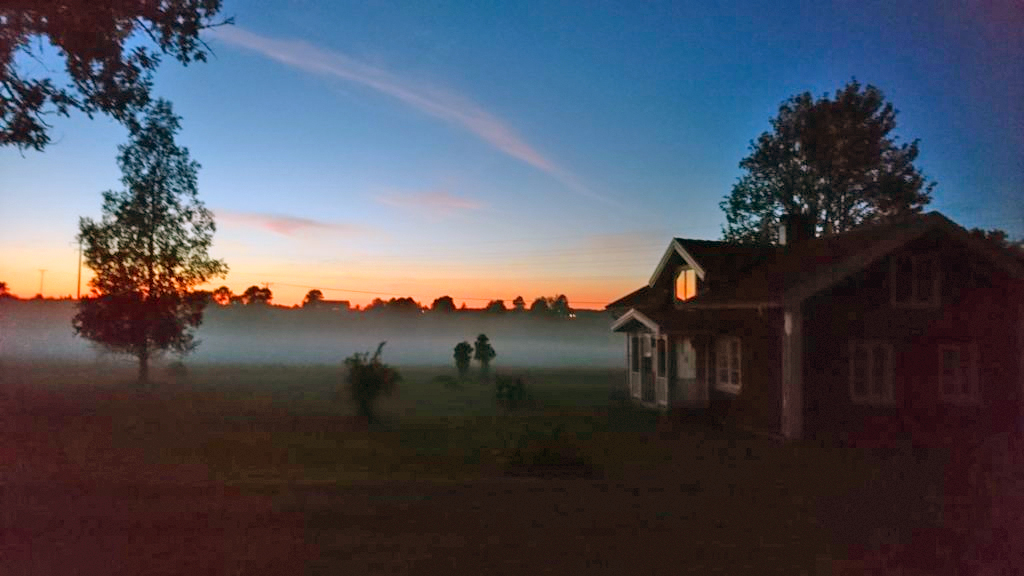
[0,0,232,150]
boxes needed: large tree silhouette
[721,81,934,243]
[241,285,272,305]
[431,295,456,313]
[1,0,231,150]
[302,289,324,308]
[74,100,227,383]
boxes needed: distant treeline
[0,283,598,315]
[207,286,587,316]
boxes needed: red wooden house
[607,212,1024,446]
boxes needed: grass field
[1,358,1020,574]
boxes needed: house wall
[692,308,785,434]
[802,230,1023,447]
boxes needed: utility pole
[38,269,46,298]
[76,239,82,299]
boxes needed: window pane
[676,269,696,301]
[941,348,958,396]
[852,344,868,397]
[631,337,640,371]
[893,256,913,303]
[657,339,666,375]
[958,347,971,396]
[916,257,935,303]
[872,345,889,398]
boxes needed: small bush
[453,341,473,379]
[343,342,401,423]
[495,376,527,410]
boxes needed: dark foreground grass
[1,359,1020,574]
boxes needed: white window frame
[890,253,941,308]
[656,337,667,377]
[715,337,741,395]
[849,340,895,404]
[938,343,980,405]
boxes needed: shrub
[473,334,496,380]
[343,342,401,423]
[453,341,473,379]
[495,376,527,410]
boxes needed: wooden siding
[695,308,784,434]
[801,229,1023,447]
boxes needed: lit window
[939,344,979,404]
[891,253,940,307]
[715,337,741,394]
[849,340,894,404]
[676,268,698,301]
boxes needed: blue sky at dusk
[2,0,1022,306]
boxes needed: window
[657,338,667,376]
[676,268,698,301]
[891,253,940,307]
[631,336,639,372]
[849,340,894,404]
[939,344,979,404]
[715,337,741,394]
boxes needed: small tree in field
[474,334,496,380]
[344,342,401,423]
[453,341,473,379]
[74,100,227,383]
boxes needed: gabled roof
[647,238,773,287]
[605,285,652,310]
[678,211,1024,309]
[610,308,660,333]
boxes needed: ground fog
[0,300,622,368]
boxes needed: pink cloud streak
[376,189,483,215]
[210,27,614,205]
[215,210,364,237]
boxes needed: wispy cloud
[216,210,364,237]
[209,26,616,205]
[376,189,483,215]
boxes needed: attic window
[676,268,698,301]
[891,253,940,307]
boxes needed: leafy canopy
[720,80,934,243]
[453,341,473,378]
[74,99,227,377]
[1,0,231,150]
[474,334,496,365]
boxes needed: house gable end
[648,239,707,288]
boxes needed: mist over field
[0,300,622,368]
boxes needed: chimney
[779,213,815,246]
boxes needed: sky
[2,0,1022,307]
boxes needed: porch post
[781,305,804,440]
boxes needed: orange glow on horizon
[2,258,640,309]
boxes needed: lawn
[1,358,1018,574]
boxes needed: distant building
[311,299,351,312]
[608,211,1024,447]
